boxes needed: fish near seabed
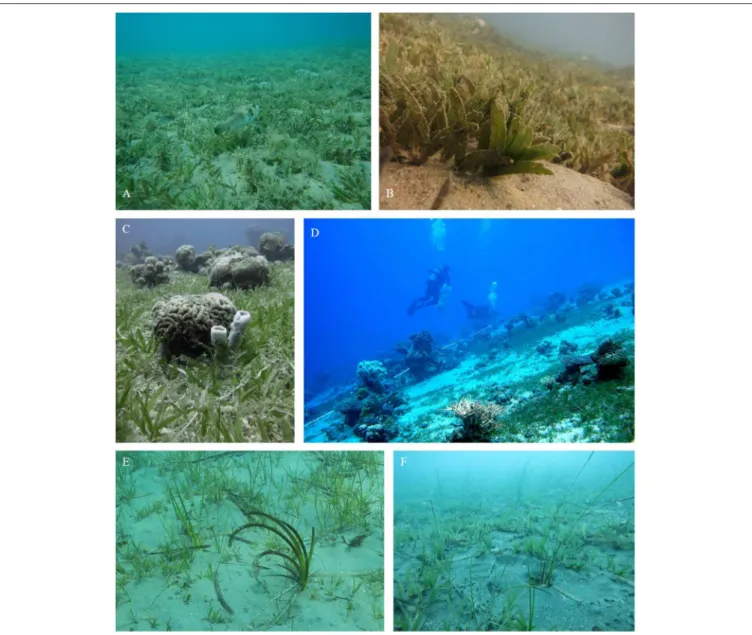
[342,534,367,548]
[214,104,260,134]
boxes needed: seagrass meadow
[116,14,371,210]
[393,451,634,631]
[116,452,385,631]
[115,260,294,443]
[379,14,635,210]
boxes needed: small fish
[214,104,260,135]
[341,534,367,548]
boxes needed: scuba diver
[407,265,451,315]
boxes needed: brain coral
[209,254,271,290]
[152,292,237,359]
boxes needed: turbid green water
[116,451,384,631]
[394,451,634,631]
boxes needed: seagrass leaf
[484,161,554,177]
[254,549,301,575]
[515,144,561,162]
[506,118,531,155]
[489,98,508,151]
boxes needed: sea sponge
[152,292,237,359]
[229,311,251,348]
[209,254,271,290]
[175,245,196,271]
[259,232,294,262]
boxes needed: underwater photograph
[379,14,634,210]
[394,451,634,631]
[116,451,384,631]
[116,13,370,210]
[116,219,294,443]
[304,219,635,443]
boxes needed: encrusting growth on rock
[447,399,504,442]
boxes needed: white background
[0,2,750,634]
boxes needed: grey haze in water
[116,218,294,257]
[480,13,635,67]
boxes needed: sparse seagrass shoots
[117,451,384,629]
[229,510,315,590]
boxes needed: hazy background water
[116,218,293,258]
[116,13,371,58]
[480,13,635,67]
[394,450,635,506]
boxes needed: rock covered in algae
[152,292,237,359]
[209,254,271,290]
[259,232,295,262]
[129,256,170,288]
[175,245,196,271]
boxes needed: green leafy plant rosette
[456,96,560,177]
